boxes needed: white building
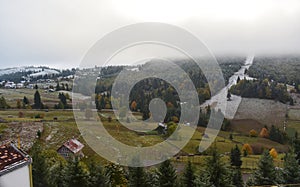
[0,143,33,187]
[16,83,24,89]
[4,82,16,89]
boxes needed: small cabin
[57,138,84,159]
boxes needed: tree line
[31,141,300,187]
[248,56,300,87]
[230,78,292,104]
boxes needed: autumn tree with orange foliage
[130,101,137,111]
[269,148,278,159]
[242,144,253,156]
[259,128,269,138]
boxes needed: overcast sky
[1,0,300,69]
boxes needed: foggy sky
[1,0,300,69]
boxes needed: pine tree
[87,160,107,187]
[63,157,89,187]
[283,152,300,184]
[31,145,49,187]
[48,160,65,187]
[33,90,43,109]
[58,93,67,106]
[231,168,243,187]
[128,167,146,187]
[182,160,196,187]
[56,81,60,91]
[65,83,69,91]
[105,163,127,187]
[237,76,241,83]
[247,151,277,186]
[23,96,29,108]
[145,169,160,187]
[0,96,10,109]
[293,139,300,163]
[128,155,146,187]
[230,145,243,186]
[158,159,177,187]
[230,145,242,168]
[227,91,232,101]
[204,145,231,187]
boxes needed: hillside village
[0,57,299,186]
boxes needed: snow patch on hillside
[29,69,60,77]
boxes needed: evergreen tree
[283,152,300,184]
[293,139,300,163]
[269,125,284,144]
[231,169,243,187]
[203,145,231,187]
[127,156,147,187]
[145,169,160,187]
[61,83,65,90]
[65,83,69,91]
[48,160,65,187]
[227,91,231,101]
[128,167,146,187]
[33,90,43,109]
[87,160,107,187]
[63,157,89,187]
[247,151,277,186]
[0,96,10,109]
[105,163,127,187]
[182,160,196,187]
[23,96,30,108]
[23,96,29,105]
[237,76,241,83]
[230,145,242,167]
[59,93,67,106]
[194,172,213,187]
[31,145,49,187]
[158,159,177,187]
[56,81,60,91]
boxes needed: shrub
[251,143,265,155]
[249,129,258,137]
[172,116,179,123]
[35,113,44,119]
[18,111,24,118]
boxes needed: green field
[0,108,290,171]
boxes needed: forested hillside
[230,78,292,104]
[93,57,245,122]
[248,56,300,88]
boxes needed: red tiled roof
[0,143,31,175]
[63,139,84,154]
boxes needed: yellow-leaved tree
[269,148,278,159]
[242,144,253,156]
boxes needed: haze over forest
[1,0,300,69]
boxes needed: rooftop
[0,143,32,176]
[63,139,84,154]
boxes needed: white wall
[0,165,31,187]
